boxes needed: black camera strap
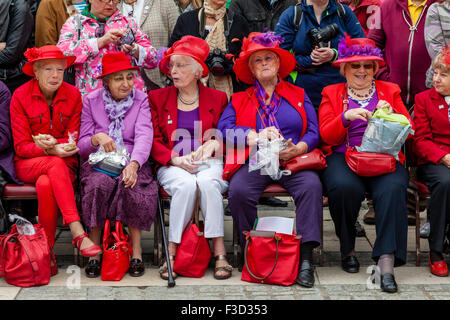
[198,8,234,52]
[293,0,347,33]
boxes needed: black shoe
[129,258,145,277]
[296,260,315,288]
[85,259,101,278]
[355,221,366,237]
[224,204,232,216]
[380,273,398,293]
[258,197,288,207]
[341,256,360,273]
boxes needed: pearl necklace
[348,81,375,100]
[178,91,199,105]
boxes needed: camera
[307,23,340,48]
[205,48,234,76]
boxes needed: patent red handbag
[345,146,396,177]
[101,220,132,281]
[280,148,327,173]
[174,185,211,278]
[0,224,55,287]
[241,230,301,286]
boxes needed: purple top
[78,88,153,168]
[173,108,201,157]
[217,94,319,150]
[333,92,379,153]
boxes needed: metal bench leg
[232,221,240,268]
[415,191,421,267]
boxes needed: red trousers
[15,156,80,247]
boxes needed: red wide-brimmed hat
[332,35,385,67]
[95,52,140,79]
[233,31,296,84]
[159,36,210,78]
[22,45,76,77]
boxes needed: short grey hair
[170,55,204,79]
[32,59,67,75]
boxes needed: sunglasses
[98,0,121,3]
[350,63,373,70]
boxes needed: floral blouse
[57,9,157,97]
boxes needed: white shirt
[445,96,450,106]
[122,0,145,25]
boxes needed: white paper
[255,216,294,235]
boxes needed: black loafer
[380,273,398,293]
[258,197,288,207]
[224,204,232,216]
[85,259,101,278]
[129,258,145,277]
[296,260,315,288]
[341,255,360,273]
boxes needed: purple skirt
[80,160,158,232]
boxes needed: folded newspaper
[254,216,294,235]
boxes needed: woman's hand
[279,140,308,161]
[192,140,220,162]
[344,108,373,122]
[170,155,198,174]
[310,44,335,66]
[376,100,394,114]
[46,144,79,158]
[122,161,139,188]
[98,29,125,49]
[34,135,58,150]
[247,127,280,146]
[121,43,139,59]
[440,154,450,168]
[91,133,117,153]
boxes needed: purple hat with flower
[332,34,385,67]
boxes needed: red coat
[10,79,82,167]
[149,83,228,167]
[318,80,413,163]
[413,88,450,165]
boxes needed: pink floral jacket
[57,9,157,97]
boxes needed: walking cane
[157,193,176,287]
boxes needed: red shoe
[72,232,102,257]
[429,254,449,277]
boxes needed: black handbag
[0,170,10,235]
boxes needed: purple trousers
[228,163,323,249]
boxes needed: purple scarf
[102,88,135,147]
[254,79,282,131]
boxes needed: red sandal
[72,232,102,257]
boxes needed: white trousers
[157,160,229,243]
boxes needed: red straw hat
[233,31,296,84]
[332,35,385,67]
[159,36,210,78]
[95,52,139,79]
[22,45,76,77]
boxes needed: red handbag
[101,220,132,281]
[0,224,55,287]
[280,148,327,173]
[174,185,211,278]
[345,146,396,177]
[241,230,301,286]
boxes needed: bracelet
[331,48,338,63]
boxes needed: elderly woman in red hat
[9,45,102,268]
[319,36,413,293]
[149,35,231,280]
[217,31,322,288]
[77,51,158,278]
[413,46,450,277]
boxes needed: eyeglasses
[95,22,106,38]
[350,63,373,70]
[168,63,191,71]
[98,0,121,4]
[252,54,277,66]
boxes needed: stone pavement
[2,199,450,301]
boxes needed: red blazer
[10,79,82,166]
[149,83,228,167]
[318,80,413,163]
[413,88,450,165]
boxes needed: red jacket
[352,0,381,35]
[413,88,450,165]
[222,81,307,181]
[318,80,413,163]
[10,79,82,166]
[149,83,228,167]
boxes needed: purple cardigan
[0,81,20,184]
[78,87,153,168]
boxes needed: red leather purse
[241,230,301,286]
[280,148,327,173]
[101,220,132,281]
[174,184,211,278]
[0,224,55,287]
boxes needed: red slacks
[15,156,80,247]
